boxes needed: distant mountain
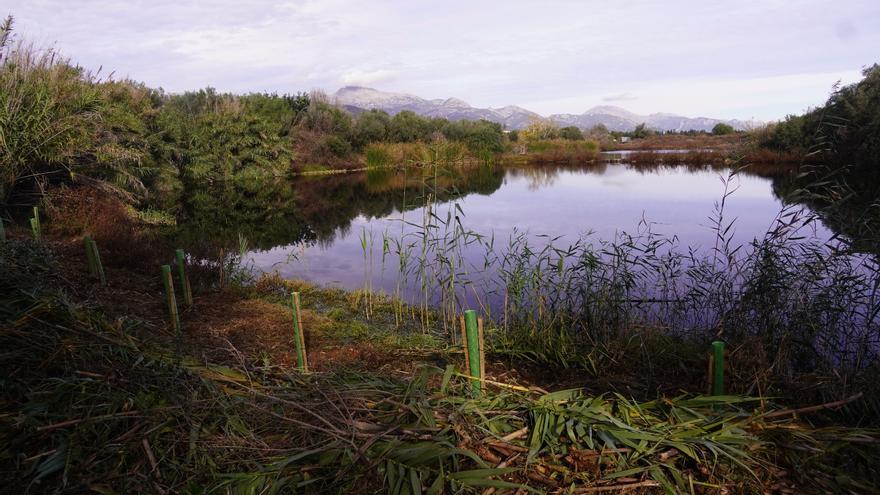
[549,106,758,133]
[332,86,758,132]
[333,86,540,129]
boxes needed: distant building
[620,136,631,143]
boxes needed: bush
[324,135,352,158]
[712,122,734,135]
[559,126,584,140]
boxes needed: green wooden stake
[90,238,106,285]
[30,207,41,240]
[84,235,98,277]
[0,218,5,241]
[175,249,193,307]
[161,265,181,334]
[464,309,482,395]
[712,341,725,396]
[290,292,309,372]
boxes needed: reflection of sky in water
[248,164,829,294]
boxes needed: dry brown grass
[43,186,167,270]
[609,133,746,152]
[621,150,726,165]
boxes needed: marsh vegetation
[3,16,880,493]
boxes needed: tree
[631,123,650,139]
[520,118,559,141]
[712,122,734,135]
[558,126,584,140]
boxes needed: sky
[4,0,879,121]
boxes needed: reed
[290,291,309,371]
[160,264,181,334]
[348,159,879,419]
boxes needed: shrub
[558,126,584,140]
[712,122,735,135]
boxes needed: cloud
[340,69,398,86]
[602,92,638,102]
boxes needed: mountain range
[332,86,759,132]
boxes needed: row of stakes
[0,206,41,242]
[3,209,730,398]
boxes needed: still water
[220,161,828,296]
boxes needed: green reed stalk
[161,265,181,334]
[464,309,482,395]
[712,341,725,396]
[83,235,97,277]
[175,249,193,307]
[290,292,309,372]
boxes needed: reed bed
[354,164,880,423]
[525,139,602,164]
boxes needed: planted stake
[175,249,193,307]
[712,341,725,396]
[90,238,106,285]
[161,265,181,334]
[84,235,98,277]
[459,315,469,369]
[30,207,41,240]
[290,292,309,372]
[464,310,482,395]
[0,218,5,241]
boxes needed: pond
[173,160,833,302]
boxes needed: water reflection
[169,160,832,295]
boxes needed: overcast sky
[5,1,879,120]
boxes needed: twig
[763,393,863,419]
[569,480,660,493]
[483,453,520,495]
[142,438,161,480]
[36,410,142,431]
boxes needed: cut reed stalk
[30,206,40,240]
[175,249,193,307]
[290,292,309,372]
[464,310,482,395]
[712,341,725,396]
[160,265,180,334]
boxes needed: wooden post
[459,315,470,374]
[161,265,181,334]
[89,238,106,285]
[478,316,486,385]
[464,310,482,395]
[290,292,309,372]
[712,341,725,396]
[175,249,193,307]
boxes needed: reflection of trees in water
[770,164,880,254]
[173,161,824,255]
[174,163,505,252]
